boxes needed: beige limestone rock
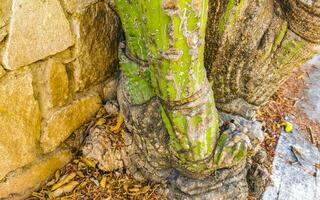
[102,77,118,101]
[60,0,99,13]
[33,59,69,116]
[0,27,7,43]
[41,95,102,153]
[71,2,120,91]
[53,48,75,64]
[0,65,5,78]
[0,148,72,200]
[45,61,70,108]
[0,0,12,28]
[80,77,118,102]
[2,0,74,70]
[0,70,41,180]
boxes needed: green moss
[160,106,182,151]
[205,127,214,153]
[189,162,207,172]
[217,132,229,148]
[260,22,287,62]
[115,0,148,59]
[235,143,247,161]
[277,39,305,65]
[218,0,236,34]
[213,111,220,141]
[214,132,229,164]
[120,58,154,104]
[172,113,190,149]
[173,114,187,134]
[191,115,202,127]
[166,82,178,101]
[274,23,288,49]
[193,140,205,160]
[213,148,222,164]
[231,0,245,26]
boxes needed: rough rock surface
[0,123,89,200]
[61,0,99,13]
[262,58,320,200]
[33,59,70,116]
[0,27,7,43]
[41,95,102,153]
[0,65,5,78]
[0,149,72,200]
[0,0,120,197]
[0,0,12,28]
[0,70,41,180]
[71,2,120,91]
[2,0,74,69]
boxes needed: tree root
[82,100,271,199]
[168,160,248,200]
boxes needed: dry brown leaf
[81,157,97,168]
[54,169,61,181]
[110,113,124,132]
[95,118,107,126]
[31,192,44,199]
[46,179,56,187]
[100,176,107,188]
[52,181,79,197]
[76,171,85,178]
[51,172,76,191]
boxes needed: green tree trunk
[115,0,250,179]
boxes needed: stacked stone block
[0,0,120,199]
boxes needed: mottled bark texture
[114,0,253,181]
[109,0,263,198]
[83,102,266,199]
[83,0,319,199]
[205,0,320,119]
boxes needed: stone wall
[0,0,120,199]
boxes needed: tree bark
[84,0,319,199]
[114,0,253,179]
[205,0,319,119]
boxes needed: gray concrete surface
[262,116,319,200]
[263,56,320,200]
[298,55,320,123]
